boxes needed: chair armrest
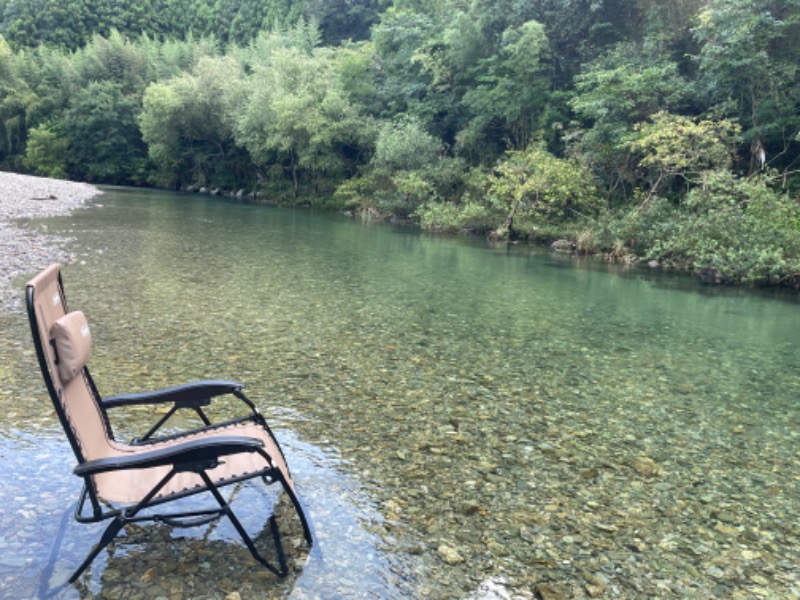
[102,379,245,409]
[74,435,264,476]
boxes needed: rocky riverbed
[0,171,100,313]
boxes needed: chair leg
[199,471,287,577]
[68,515,125,584]
[256,454,314,548]
[68,468,179,583]
[279,479,314,547]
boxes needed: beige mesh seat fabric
[26,264,312,584]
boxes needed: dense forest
[2,0,800,286]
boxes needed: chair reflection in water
[26,264,312,583]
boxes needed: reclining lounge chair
[26,264,312,583]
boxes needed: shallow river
[1,188,798,599]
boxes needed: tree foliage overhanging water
[2,0,800,285]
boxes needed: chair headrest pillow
[51,311,92,382]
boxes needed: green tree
[625,111,741,203]
[371,117,443,214]
[373,117,440,172]
[22,122,67,177]
[63,80,146,183]
[692,0,800,176]
[235,33,372,198]
[139,55,245,189]
[335,40,382,114]
[488,144,602,238]
[1,0,39,48]
[569,40,691,198]
[304,0,387,45]
[74,30,154,94]
[371,8,436,117]
[0,43,72,168]
[0,33,24,163]
[260,0,307,33]
[460,19,552,154]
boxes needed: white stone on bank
[0,171,101,313]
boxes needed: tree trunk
[494,197,521,239]
[290,152,298,198]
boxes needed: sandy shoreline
[0,171,101,313]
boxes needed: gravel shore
[0,171,101,313]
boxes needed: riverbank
[0,172,101,313]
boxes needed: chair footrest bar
[158,512,224,528]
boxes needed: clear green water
[1,187,798,598]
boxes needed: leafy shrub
[582,171,800,286]
[416,200,495,233]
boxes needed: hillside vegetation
[2,0,800,285]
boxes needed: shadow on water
[2,187,799,598]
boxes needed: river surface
[1,187,798,599]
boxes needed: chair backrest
[26,264,113,464]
